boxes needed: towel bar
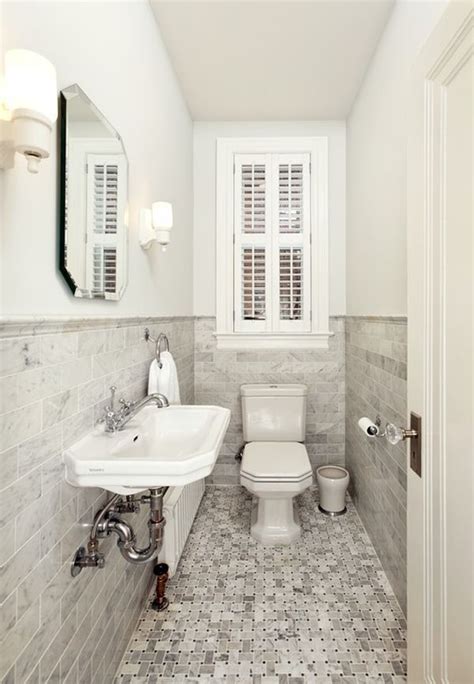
[144,328,170,369]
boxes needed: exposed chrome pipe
[91,493,121,539]
[71,487,166,575]
[107,488,166,565]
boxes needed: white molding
[215,136,330,342]
[214,331,332,350]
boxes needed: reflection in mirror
[59,84,128,299]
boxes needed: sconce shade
[152,201,173,229]
[5,49,58,123]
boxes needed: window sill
[214,332,333,350]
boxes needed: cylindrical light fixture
[152,201,173,251]
[5,49,58,121]
[4,49,58,173]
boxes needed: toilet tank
[241,384,307,442]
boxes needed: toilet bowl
[241,442,313,544]
[316,465,349,515]
[239,384,313,545]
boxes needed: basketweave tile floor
[116,486,406,684]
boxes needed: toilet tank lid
[241,384,308,397]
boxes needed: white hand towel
[148,359,161,396]
[147,351,181,404]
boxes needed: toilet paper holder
[359,415,418,445]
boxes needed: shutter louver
[242,247,266,320]
[279,247,303,320]
[279,163,304,233]
[92,246,117,294]
[93,163,119,235]
[234,154,270,332]
[242,164,266,233]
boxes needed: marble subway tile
[77,377,105,411]
[16,543,62,621]
[0,592,16,636]
[77,330,106,357]
[0,316,194,680]
[38,606,77,682]
[17,425,62,478]
[62,407,95,449]
[0,599,41,681]
[0,531,41,604]
[0,402,42,451]
[92,350,118,379]
[0,337,42,377]
[40,498,77,559]
[0,375,18,413]
[345,316,407,614]
[59,357,93,391]
[41,454,64,494]
[105,328,126,352]
[41,333,78,366]
[0,447,18,490]
[0,520,15,566]
[15,366,62,409]
[15,484,62,549]
[42,389,78,429]
[0,469,42,527]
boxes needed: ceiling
[150,0,394,121]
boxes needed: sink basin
[63,405,231,494]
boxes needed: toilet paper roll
[358,417,379,438]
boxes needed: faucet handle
[107,386,117,412]
[119,397,135,415]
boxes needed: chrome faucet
[102,386,169,433]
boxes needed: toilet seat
[241,442,312,482]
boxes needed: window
[216,138,331,349]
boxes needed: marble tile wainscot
[0,316,194,683]
[345,316,407,614]
[194,316,346,484]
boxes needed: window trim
[215,137,332,350]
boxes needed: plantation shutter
[272,154,311,332]
[234,154,271,332]
[233,152,311,333]
[85,154,127,296]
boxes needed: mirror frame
[58,83,129,299]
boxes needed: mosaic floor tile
[116,486,406,683]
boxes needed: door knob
[385,423,419,445]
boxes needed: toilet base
[250,496,301,545]
[318,504,347,517]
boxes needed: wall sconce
[139,201,173,251]
[0,49,58,174]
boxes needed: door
[407,3,473,682]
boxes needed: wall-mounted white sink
[64,405,230,495]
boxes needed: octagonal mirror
[59,84,128,299]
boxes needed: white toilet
[240,384,313,545]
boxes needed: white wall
[346,0,447,316]
[193,121,346,316]
[0,0,193,317]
